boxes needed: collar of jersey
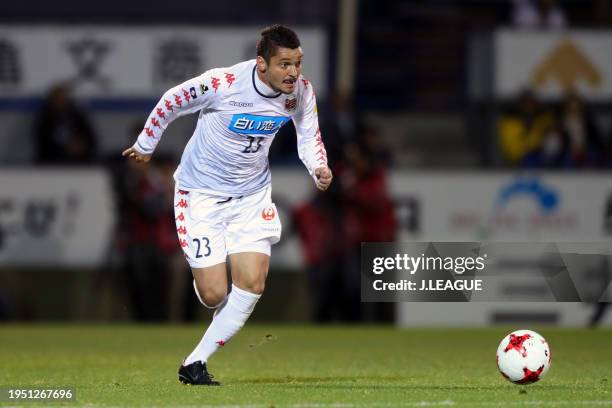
[252,65,282,99]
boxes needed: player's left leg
[184,252,269,364]
[229,251,269,294]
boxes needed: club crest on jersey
[284,95,297,112]
[262,206,276,221]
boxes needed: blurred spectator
[340,140,397,245]
[294,135,396,322]
[293,187,347,322]
[359,124,392,168]
[33,84,97,164]
[114,153,167,320]
[339,139,397,322]
[498,90,554,166]
[106,121,189,321]
[521,118,568,168]
[319,91,356,164]
[559,92,605,167]
[505,92,607,169]
[512,0,567,29]
[331,92,356,143]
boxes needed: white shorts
[174,185,282,268]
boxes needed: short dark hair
[256,25,301,62]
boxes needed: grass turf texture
[0,325,610,407]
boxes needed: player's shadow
[237,375,407,384]
[236,376,573,391]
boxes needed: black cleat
[178,360,220,386]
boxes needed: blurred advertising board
[0,169,115,268]
[389,172,612,241]
[0,26,327,100]
[495,29,612,100]
[386,171,612,326]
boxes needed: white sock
[184,284,261,365]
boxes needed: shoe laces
[202,367,215,380]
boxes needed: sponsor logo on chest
[229,114,290,135]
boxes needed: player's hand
[122,146,151,163]
[314,166,333,191]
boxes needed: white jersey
[133,59,328,196]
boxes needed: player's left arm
[293,79,332,191]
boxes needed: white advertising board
[0,169,115,267]
[496,30,612,100]
[0,26,327,99]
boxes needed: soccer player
[122,25,332,385]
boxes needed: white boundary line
[7,401,612,408]
[165,402,612,408]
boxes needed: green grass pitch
[0,325,610,407]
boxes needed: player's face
[258,47,303,94]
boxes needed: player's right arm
[123,71,217,161]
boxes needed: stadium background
[0,0,611,327]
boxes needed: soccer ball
[496,329,551,384]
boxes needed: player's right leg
[173,188,227,385]
[191,265,228,310]
[178,263,227,386]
